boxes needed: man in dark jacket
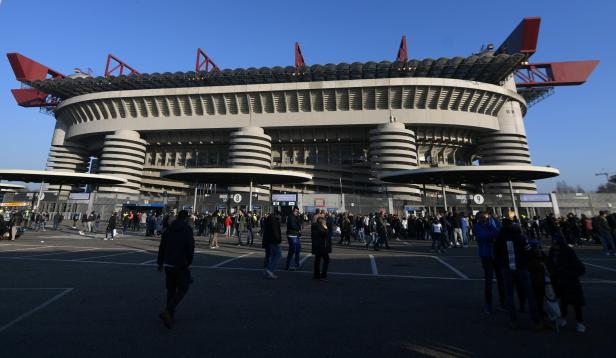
[262,210,282,279]
[494,218,539,327]
[157,210,195,329]
[595,211,615,255]
[105,213,117,240]
[311,209,331,280]
[285,206,303,270]
[474,212,505,314]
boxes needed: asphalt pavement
[0,228,614,358]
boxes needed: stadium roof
[27,52,525,99]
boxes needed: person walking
[474,212,505,314]
[236,211,246,246]
[494,218,540,329]
[461,214,470,248]
[595,211,616,255]
[430,217,444,254]
[311,209,331,281]
[105,212,117,240]
[246,211,255,246]
[285,206,302,270]
[209,212,220,249]
[548,235,587,333]
[339,213,351,245]
[224,215,232,237]
[157,210,195,329]
[262,210,282,279]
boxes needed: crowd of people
[1,204,614,333]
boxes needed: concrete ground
[0,228,614,358]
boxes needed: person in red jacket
[224,215,232,237]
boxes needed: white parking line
[211,252,255,268]
[0,246,53,254]
[5,254,615,284]
[369,255,379,276]
[139,259,158,265]
[17,248,100,258]
[299,254,312,266]
[432,256,469,279]
[75,250,147,261]
[0,288,74,333]
[584,262,616,273]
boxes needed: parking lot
[0,229,614,357]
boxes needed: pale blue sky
[0,0,613,192]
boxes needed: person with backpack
[339,213,351,245]
[548,235,587,333]
[105,212,117,240]
[494,218,540,328]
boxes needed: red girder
[6,53,64,107]
[196,48,219,72]
[105,54,139,77]
[6,53,65,81]
[10,88,59,107]
[515,60,599,87]
[396,35,408,62]
[295,42,306,68]
[495,17,541,58]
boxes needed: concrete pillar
[369,121,421,203]
[479,75,537,194]
[227,127,272,200]
[46,121,89,173]
[97,130,146,196]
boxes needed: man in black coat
[262,210,282,279]
[311,209,331,280]
[105,213,117,240]
[285,206,303,270]
[157,210,195,329]
[549,235,586,332]
[494,218,539,327]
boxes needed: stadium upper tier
[28,53,525,99]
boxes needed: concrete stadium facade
[44,73,534,207]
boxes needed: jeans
[357,229,365,242]
[237,229,243,245]
[286,235,301,269]
[461,228,469,246]
[480,257,505,308]
[313,253,329,278]
[164,267,191,314]
[503,268,539,323]
[265,244,281,272]
[599,233,616,253]
[431,232,442,251]
[246,227,254,245]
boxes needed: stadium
[7,17,598,215]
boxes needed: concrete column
[46,121,89,173]
[369,121,421,203]
[97,130,146,196]
[227,127,272,198]
[479,75,537,194]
